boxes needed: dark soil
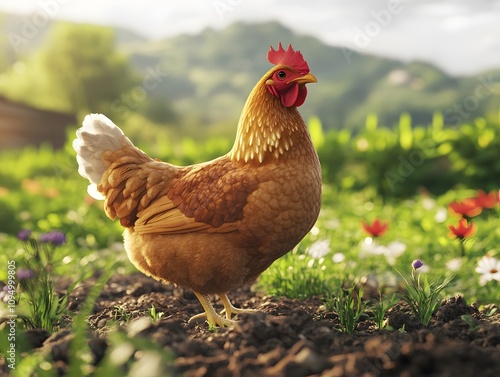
[2,273,500,376]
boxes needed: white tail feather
[73,113,133,199]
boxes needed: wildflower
[359,238,405,265]
[0,187,9,197]
[434,207,447,223]
[398,260,452,325]
[17,268,35,280]
[22,179,42,194]
[306,239,330,259]
[361,218,388,237]
[448,218,476,240]
[309,226,320,237]
[412,259,424,270]
[359,237,383,256]
[474,190,497,209]
[475,255,500,286]
[445,258,463,272]
[39,231,66,245]
[387,241,406,256]
[17,229,32,241]
[332,252,345,263]
[385,241,407,265]
[449,199,482,218]
[44,188,60,199]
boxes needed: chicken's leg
[189,291,237,327]
[219,293,258,320]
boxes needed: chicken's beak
[288,73,317,85]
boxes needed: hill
[1,14,499,135]
[118,21,500,131]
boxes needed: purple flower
[17,229,32,241]
[39,231,66,246]
[17,268,35,280]
[412,259,424,270]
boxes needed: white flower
[360,238,406,265]
[475,255,500,286]
[332,252,345,263]
[359,237,380,256]
[383,241,407,265]
[435,207,447,223]
[309,226,320,237]
[446,258,463,272]
[306,239,330,259]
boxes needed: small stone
[97,319,107,328]
[295,347,326,373]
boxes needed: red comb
[267,43,309,74]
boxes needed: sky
[1,0,500,76]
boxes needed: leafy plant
[324,284,366,334]
[397,260,454,326]
[147,304,165,323]
[460,314,480,331]
[10,261,114,377]
[12,230,81,332]
[369,293,399,329]
[113,305,132,323]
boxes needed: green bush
[314,112,500,197]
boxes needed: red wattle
[280,84,299,107]
[279,84,308,107]
[294,86,307,107]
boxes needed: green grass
[323,284,366,334]
[259,184,500,305]
[0,140,498,305]
[1,117,500,373]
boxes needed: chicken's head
[265,43,317,108]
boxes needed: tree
[0,22,137,117]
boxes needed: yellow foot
[189,292,238,327]
[188,311,237,328]
[219,293,259,320]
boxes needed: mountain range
[118,21,500,131]
[1,14,499,133]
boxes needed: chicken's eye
[277,71,287,80]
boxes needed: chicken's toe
[219,293,259,320]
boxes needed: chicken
[73,43,322,327]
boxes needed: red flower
[474,190,497,209]
[362,218,388,237]
[448,218,476,240]
[449,199,482,218]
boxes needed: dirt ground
[2,273,500,376]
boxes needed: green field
[1,114,499,376]
[1,114,499,306]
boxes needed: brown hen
[73,43,321,327]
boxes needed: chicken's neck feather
[228,75,309,164]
